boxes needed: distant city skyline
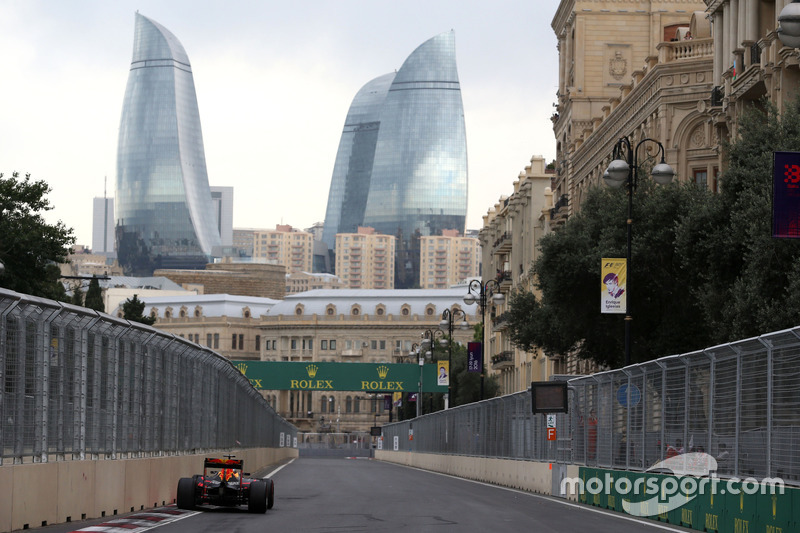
[0,2,560,247]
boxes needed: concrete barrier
[0,447,298,532]
[374,450,579,500]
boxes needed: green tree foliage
[121,294,155,325]
[676,97,800,340]
[0,172,74,299]
[507,173,712,368]
[70,286,84,306]
[84,276,104,312]
[507,96,800,368]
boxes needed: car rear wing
[204,458,243,470]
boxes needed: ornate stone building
[707,0,800,148]
[127,289,477,433]
[477,156,557,394]
[551,0,713,224]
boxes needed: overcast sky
[0,0,560,247]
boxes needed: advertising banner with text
[232,361,448,393]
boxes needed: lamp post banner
[231,361,447,393]
[601,258,627,314]
[467,342,482,372]
[773,151,800,238]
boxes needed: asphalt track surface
[33,457,694,533]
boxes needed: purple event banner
[773,151,800,238]
[467,342,483,373]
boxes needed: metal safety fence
[0,289,297,465]
[382,326,800,486]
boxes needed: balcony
[491,351,514,370]
[492,312,509,331]
[492,232,512,254]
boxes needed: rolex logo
[236,363,248,375]
[306,364,319,378]
[377,365,389,380]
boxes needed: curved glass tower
[322,31,467,288]
[321,72,396,250]
[115,13,220,276]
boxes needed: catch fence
[382,326,800,484]
[0,288,297,465]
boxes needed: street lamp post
[464,278,505,400]
[779,1,800,48]
[420,328,444,415]
[603,136,675,366]
[439,308,469,408]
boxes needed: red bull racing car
[176,456,275,513]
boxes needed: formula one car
[176,456,274,513]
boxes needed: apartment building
[253,225,314,273]
[419,230,480,290]
[335,227,396,289]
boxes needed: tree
[84,276,104,312]
[676,96,800,342]
[70,285,84,306]
[121,294,155,325]
[0,172,74,299]
[507,95,800,369]
[507,176,712,368]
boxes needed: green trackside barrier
[753,482,794,533]
[577,467,592,505]
[617,471,646,515]
[581,467,800,532]
[692,478,724,532]
[721,480,758,532]
[666,475,702,529]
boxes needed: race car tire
[248,480,268,513]
[266,478,275,510]
[177,477,197,510]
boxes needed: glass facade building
[115,13,220,276]
[322,32,467,288]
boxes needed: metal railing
[382,326,800,485]
[0,289,297,465]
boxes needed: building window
[255,335,261,351]
[354,397,360,413]
[321,396,328,413]
[272,340,276,350]
[321,340,328,350]
[380,340,386,350]
[371,340,378,350]
[291,339,297,350]
[330,340,336,350]
[693,169,708,188]
[207,333,212,346]
[214,333,219,349]
[232,334,237,349]
[346,396,352,413]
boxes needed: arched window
[354,397,360,413]
[346,395,352,413]
[320,396,328,413]
[328,396,335,412]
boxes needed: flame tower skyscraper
[322,32,467,288]
[115,13,220,276]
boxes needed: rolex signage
[233,361,447,393]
